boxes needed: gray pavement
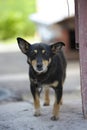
[0,47,86,130]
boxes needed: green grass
[0,0,36,15]
[0,0,36,41]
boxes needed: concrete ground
[0,100,86,130]
[1,43,87,130]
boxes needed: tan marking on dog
[34,94,41,116]
[42,49,46,54]
[32,60,37,66]
[42,60,49,66]
[52,98,61,119]
[34,94,40,109]
[51,81,59,87]
[49,58,51,64]
[44,87,50,105]
[34,49,38,53]
[43,81,58,88]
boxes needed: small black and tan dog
[17,37,67,121]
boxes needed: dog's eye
[42,50,48,56]
[42,50,46,54]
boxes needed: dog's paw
[34,109,41,117]
[43,103,50,106]
[34,113,41,117]
[51,116,59,121]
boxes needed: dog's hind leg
[43,87,50,106]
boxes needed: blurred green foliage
[0,0,36,40]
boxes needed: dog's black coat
[30,50,66,100]
[17,37,67,120]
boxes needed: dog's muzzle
[37,63,43,71]
[31,59,50,74]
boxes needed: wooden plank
[75,0,87,118]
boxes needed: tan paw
[34,109,41,117]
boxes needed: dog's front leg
[51,85,62,121]
[30,83,41,116]
[43,87,50,106]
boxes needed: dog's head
[17,37,65,74]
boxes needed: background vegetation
[0,0,36,40]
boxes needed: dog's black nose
[37,63,43,70]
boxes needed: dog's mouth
[34,65,48,74]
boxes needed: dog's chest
[42,81,59,88]
[30,78,58,88]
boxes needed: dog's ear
[51,42,65,54]
[17,37,31,54]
